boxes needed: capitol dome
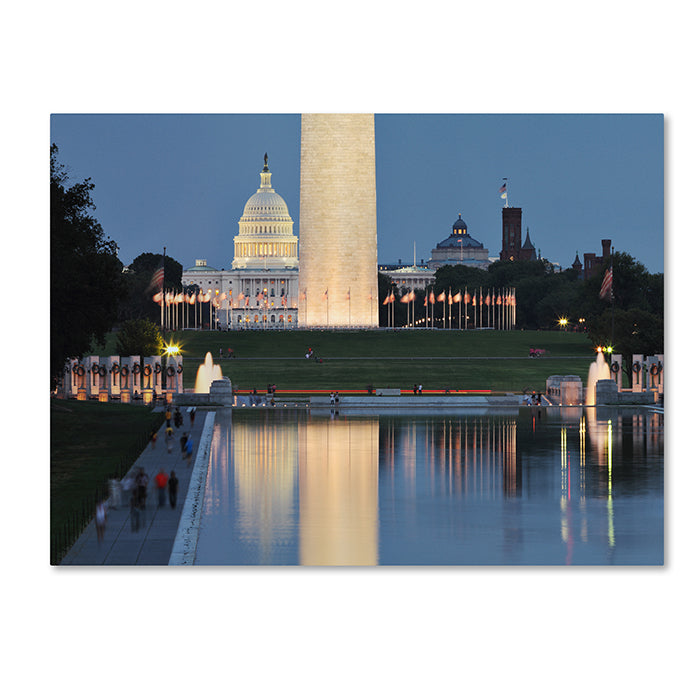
[232,155,299,270]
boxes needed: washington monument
[298,114,379,327]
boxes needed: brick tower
[500,207,523,261]
[298,114,378,327]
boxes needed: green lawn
[93,328,597,392]
[50,399,162,564]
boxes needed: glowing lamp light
[558,317,569,329]
[165,344,180,357]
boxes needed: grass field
[93,328,599,393]
[50,400,163,563]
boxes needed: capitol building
[181,155,300,329]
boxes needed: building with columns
[181,155,300,329]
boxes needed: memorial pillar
[108,356,120,399]
[119,357,131,403]
[631,353,644,393]
[86,355,100,398]
[611,354,623,391]
[128,355,141,399]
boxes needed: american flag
[148,265,164,292]
[599,266,613,301]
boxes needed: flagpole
[160,247,165,329]
[611,247,615,347]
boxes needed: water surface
[194,406,663,565]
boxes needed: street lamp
[558,317,569,330]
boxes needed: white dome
[239,160,293,225]
[232,155,299,271]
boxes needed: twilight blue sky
[50,113,663,273]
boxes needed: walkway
[60,408,210,565]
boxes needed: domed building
[181,155,300,329]
[233,154,298,270]
[428,214,490,270]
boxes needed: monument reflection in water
[193,407,663,565]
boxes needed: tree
[50,144,126,387]
[433,264,489,294]
[115,319,164,357]
[119,252,184,322]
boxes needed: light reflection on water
[193,407,663,565]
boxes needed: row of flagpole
[151,281,518,331]
[383,287,517,330]
[153,287,298,330]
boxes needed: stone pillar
[631,354,644,392]
[210,377,232,406]
[645,354,662,392]
[107,356,120,399]
[74,359,89,400]
[141,356,158,404]
[596,379,619,405]
[163,356,179,403]
[128,355,141,398]
[66,359,80,397]
[299,113,378,327]
[86,355,100,398]
[119,357,131,403]
[96,357,109,402]
[610,354,623,391]
[561,375,583,406]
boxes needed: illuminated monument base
[60,355,183,403]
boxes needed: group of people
[305,347,323,363]
[219,347,234,358]
[412,384,423,394]
[526,391,544,406]
[98,402,197,541]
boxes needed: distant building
[181,156,300,328]
[500,207,537,262]
[428,214,490,270]
[571,252,583,279]
[384,264,435,290]
[581,239,612,280]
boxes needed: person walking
[95,500,106,544]
[129,489,140,531]
[154,468,168,507]
[165,405,172,428]
[185,435,194,466]
[165,425,174,453]
[174,407,183,429]
[136,468,148,509]
[180,432,188,458]
[189,407,196,428]
[150,429,158,449]
[168,471,179,509]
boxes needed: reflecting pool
[193,406,663,565]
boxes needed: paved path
[60,409,210,565]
